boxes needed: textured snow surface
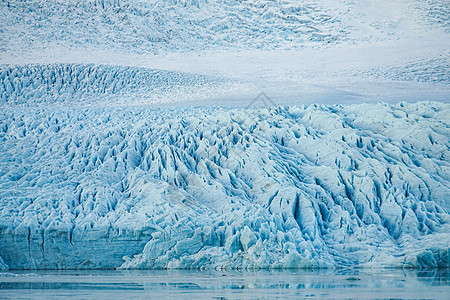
[0,0,346,55]
[1,0,448,55]
[0,102,449,270]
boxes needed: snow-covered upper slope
[0,0,346,55]
[1,0,448,55]
[0,102,448,269]
[1,0,449,104]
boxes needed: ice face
[0,101,448,270]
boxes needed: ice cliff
[1,98,448,269]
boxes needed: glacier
[0,99,448,269]
[0,0,449,271]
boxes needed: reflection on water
[0,268,448,299]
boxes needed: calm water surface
[0,268,448,299]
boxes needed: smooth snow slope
[0,102,449,269]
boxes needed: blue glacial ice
[0,90,448,269]
[0,64,247,106]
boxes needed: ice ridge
[0,64,242,106]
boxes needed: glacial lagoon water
[0,269,448,299]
